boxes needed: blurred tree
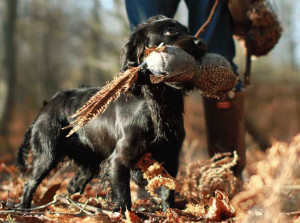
[82,0,122,86]
[0,0,18,147]
[12,0,64,117]
[83,0,105,85]
[276,0,298,72]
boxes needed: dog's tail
[16,126,32,173]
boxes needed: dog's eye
[164,29,178,36]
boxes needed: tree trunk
[91,0,105,85]
[0,0,18,140]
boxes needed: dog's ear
[120,15,171,71]
[120,15,169,71]
[120,25,149,71]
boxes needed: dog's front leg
[110,153,131,213]
[160,186,175,211]
[160,157,180,211]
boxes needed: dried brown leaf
[37,182,61,205]
[0,163,17,174]
[205,190,235,222]
[124,209,141,223]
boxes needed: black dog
[16,15,206,211]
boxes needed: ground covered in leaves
[0,135,300,222]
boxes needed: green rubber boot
[203,91,246,177]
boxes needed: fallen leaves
[0,153,238,222]
[1,135,300,222]
[179,151,240,200]
[232,134,300,222]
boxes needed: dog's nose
[193,38,206,50]
[192,38,207,58]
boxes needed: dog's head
[121,15,206,72]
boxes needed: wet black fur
[16,15,206,211]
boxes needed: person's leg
[125,0,180,29]
[185,0,236,65]
[185,0,246,177]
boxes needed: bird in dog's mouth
[142,44,238,99]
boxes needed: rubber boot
[203,91,246,178]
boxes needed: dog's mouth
[162,81,186,90]
[173,37,207,59]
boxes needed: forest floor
[0,135,299,222]
[0,82,299,222]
